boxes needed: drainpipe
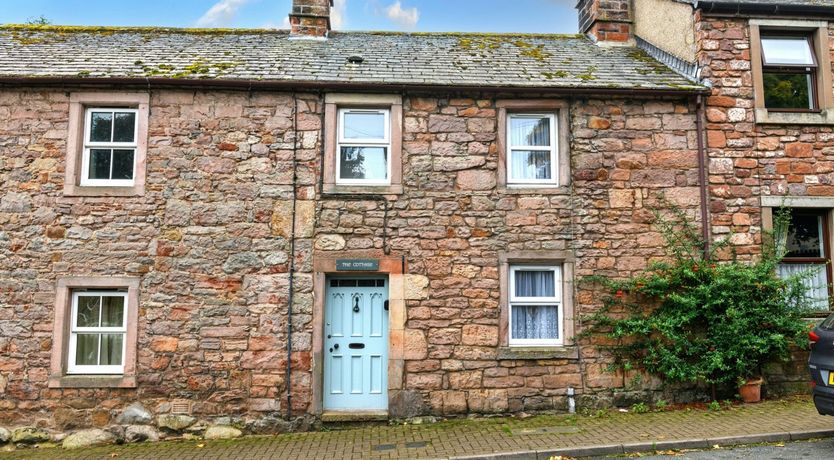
[695,94,711,258]
[286,93,299,420]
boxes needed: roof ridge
[0,24,585,40]
[0,24,287,35]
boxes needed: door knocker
[353,296,360,313]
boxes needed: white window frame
[336,108,392,186]
[80,107,139,187]
[508,265,563,347]
[67,290,128,375]
[506,113,559,187]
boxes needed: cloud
[331,0,347,29]
[384,1,419,29]
[196,0,252,27]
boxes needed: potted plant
[738,376,764,403]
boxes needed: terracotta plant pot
[739,377,764,403]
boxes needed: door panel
[324,277,389,411]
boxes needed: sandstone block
[404,274,429,300]
[456,170,495,191]
[403,329,428,360]
[461,324,498,346]
[314,234,346,251]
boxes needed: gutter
[0,76,710,96]
[695,1,834,17]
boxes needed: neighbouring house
[0,0,829,438]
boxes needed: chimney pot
[289,0,334,39]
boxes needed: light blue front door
[323,277,389,411]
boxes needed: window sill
[499,186,570,195]
[63,184,144,197]
[755,108,834,125]
[498,346,578,360]
[48,374,137,389]
[323,183,403,196]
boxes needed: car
[809,313,834,415]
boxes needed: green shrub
[581,205,812,396]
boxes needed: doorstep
[321,410,388,422]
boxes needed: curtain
[510,150,551,180]
[512,305,558,340]
[515,270,555,297]
[510,117,550,146]
[777,263,830,310]
[512,270,558,340]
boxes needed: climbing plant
[580,205,813,395]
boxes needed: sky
[1,0,579,34]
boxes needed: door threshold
[321,410,388,422]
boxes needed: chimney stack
[289,0,333,39]
[576,0,633,44]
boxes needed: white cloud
[331,0,348,29]
[384,1,419,29]
[196,0,252,27]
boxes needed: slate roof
[0,26,704,92]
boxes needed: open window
[777,209,832,311]
[760,35,818,112]
[750,20,834,125]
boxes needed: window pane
[343,112,386,140]
[339,147,388,181]
[113,112,136,143]
[89,112,113,142]
[763,72,813,110]
[101,296,125,327]
[111,150,135,180]
[510,116,551,147]
[510,150,552,181]
[100,334,124,366]
[514,270,556,297]
[786,213,824,258]
[512,305,558,340]
[777,263,829,310]
[761,37,815,66]
[89,149,112,180]
[75,334,99,365]
[76,296,101,327]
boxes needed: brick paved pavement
[4,396,834,460]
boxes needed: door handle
[349,343,365,349]
[384,300,389,311]
[333,343,339,350]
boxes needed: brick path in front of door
[6,396,834,460]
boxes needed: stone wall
[0,86,703,432]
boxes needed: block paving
[4,396,834,460]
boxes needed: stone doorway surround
[311,251,425,419]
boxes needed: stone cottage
[0,0,825,437]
